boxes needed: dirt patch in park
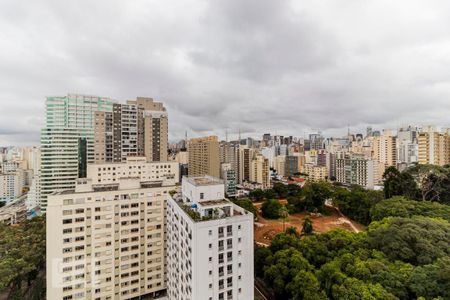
[254,203,365,247]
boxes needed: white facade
[336,155,378,189]
[46,159,179,300]
[87,157,179,186]
[0,173,23,203]
[167,176,254,300]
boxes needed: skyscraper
[94,97,168,164]
[188,136,220,178]
[40,95,168,211]
[40,94,116,210]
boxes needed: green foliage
[249,189,265,201]
[368,217,450,265]
[286,226,300,237]
[334,186,384,225]
[383,166,421,200]
[254,246,272,278]
[383,166,403,199]
[287,270,328,300]
[273,182,289,199]
[233,198,257,219]
[301,181,333,212]
[409,257,450,299]
[0,216,45,293]
[264,189,277,200]
[261,199,282,219]
[302,217,313,234]
[257,215,450,299]
[331,277,397,300]
[370,196,450,222]
[384,164,450,204]
[263,248,314,299]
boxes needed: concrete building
[46,159,178,300]
[250,154,270,189]
[372,129,397,172]
[40,95,169,211]
[284,156,299,177]
[0,172,24,203]
[301,164,328,182]
[40,94,117,210]
[188,136,220,178]
[418,127,450,166]
[167,176,254,300]
[238,147,255,184]
[221,163,237,197]
[274,155,298,177]
[94,97,168,164]
[336,154,378,189]
[0,195,28,225]
[274,156,286,177]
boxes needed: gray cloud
[1,0,450,146]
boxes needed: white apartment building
[336,155,378,189]
[46,159,179,300]
[0,172,23,203]
[87,157,178,185]
[167,176,254,300]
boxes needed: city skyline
[2,0,450,145]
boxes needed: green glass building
[39,94,116,210]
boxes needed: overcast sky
[1,0,450,146]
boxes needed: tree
[287,184,301,196]
[285,226,300,237]
[254,246,272,278]
[332,277,397,300]
[261,199,282,219]
[368,217,450,265]
[273,182,289,199]
[302,181,332,212]
[409,257,450,299]
[249,189,265,201]
[0,216,45,294]
[233,199,257,219]
[287,270,327,300]
[370,196,450,222]
[334,186,383,225]
[264,189,277,200]
[263,248,313,299]
[383,166,403,199]
[302,217,313,234]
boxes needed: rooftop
[184,175,224,187]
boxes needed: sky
[1,0,450,146]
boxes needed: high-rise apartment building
[188,136,220,178]
[40,94,116,210]
[40,95,168,211]
[418,127,450,166]
[167,176,254,300]
[238,147,255,183]
[94,97,168,164]
[46,159,179,300]
[335,154,378,189]
[250,154,270,189]
[372,129,397,170]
